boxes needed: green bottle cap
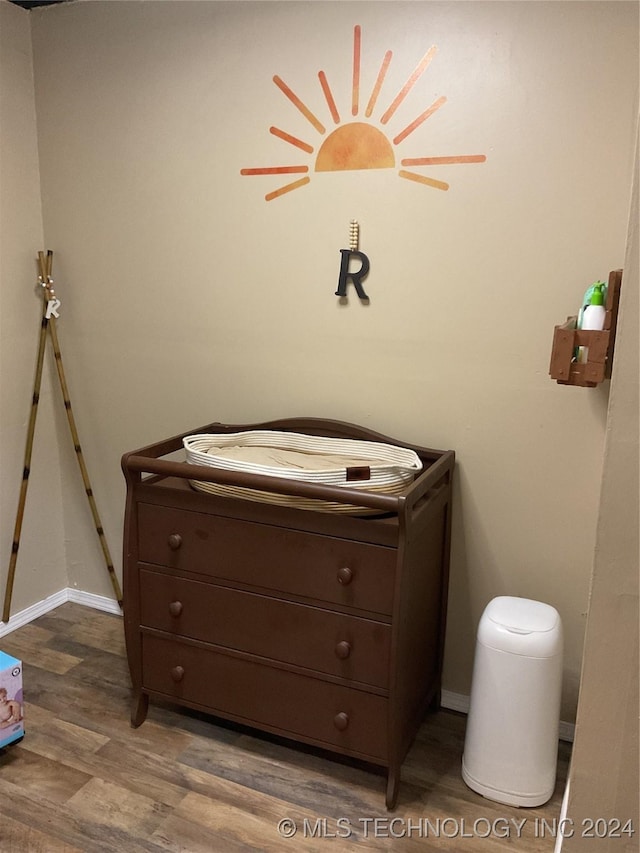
[590,283,605,306]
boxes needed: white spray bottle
[578,282,606,363]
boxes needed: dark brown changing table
[121,417,454,809]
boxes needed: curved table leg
[130,690,149,728]
[429,687,442,712]
[385,764,400,810]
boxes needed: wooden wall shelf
[549,269,622,387]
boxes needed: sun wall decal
[241,26,486,201]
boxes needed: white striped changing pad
[183,430,422,514]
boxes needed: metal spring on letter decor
[349,220,359,252]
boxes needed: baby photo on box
[0,650,24,748]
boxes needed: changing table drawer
[137,503,395,615]
[139,568,391,688]
[141,633,388,761]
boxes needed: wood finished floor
[0,603,571,852]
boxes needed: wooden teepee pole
[42,254,123,607]
[2,258,51,623]
[2,252,123,622]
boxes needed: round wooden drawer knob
[170,665,185,683]
[335,641,351,659]
[168,601,183,617]
[333,712,349,731]
[168,533,183,551]
[337,567,353,585]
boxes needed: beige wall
[1,1,637,722]
[0,0,68,615]
[564,127,638,850]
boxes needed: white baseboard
[554,777,571,853]
[441,688,471,715]
[0,592,575,743]
[442,689,575,743]
[0,587,121,638]
[66,588,122,615]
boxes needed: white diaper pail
[462,596,563,807]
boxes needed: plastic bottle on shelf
[578,283,606,363]
[582,283,606,329]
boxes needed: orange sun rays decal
[241,25,486,201]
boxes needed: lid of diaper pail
[478,597,562,657]
[485,596,559,634]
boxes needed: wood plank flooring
[0,603,571,852]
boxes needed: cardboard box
[0,650,24,748]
